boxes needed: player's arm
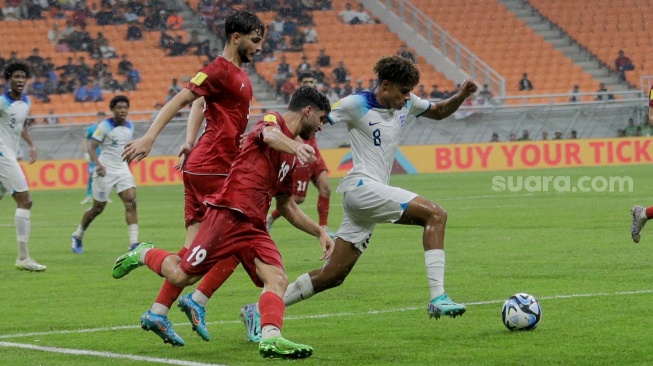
[123,88,200,163]
[21,124,37,164]
[88,138,105,176]
[275,195,334,260]
[261,126,316,165]
[420,78,478,120]
[174,96,205,170]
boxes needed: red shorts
[183,173,226,227]
[179,207,284,287]
[292,157,328,198]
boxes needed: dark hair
[288,86,331,116]
[110,95,130,109]
[298,71,314,82]
[373,55,420,89]
[225,10,265,40]
[4,61,31,80]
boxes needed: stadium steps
[500,0,632,96]
[527,0,650,90]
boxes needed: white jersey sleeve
[0,93,31,156]
[93,119,133,175]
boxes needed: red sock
[259,291,285,330]
[144,248,174,277]
[196,256,240,298]
[271,209,282,220]
[646,207,653,220]
[317,195,329,227]
[153,247,189,307]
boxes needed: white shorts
[335,179,417,252]
[0,152,29,200]
[92,172,135,202]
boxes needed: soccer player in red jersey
[113,87,334,359]
[267,72,334,236]
[121,10,264,344]
[630,84,653,243]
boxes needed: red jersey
[184,56,253,174]
[649,84,653,107]
[205,112,295,228]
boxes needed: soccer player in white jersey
[71,95,139,253]
[240,55,478,341]
[0,61,46,272]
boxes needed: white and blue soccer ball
[501,293,542,331]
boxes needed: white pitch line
[2,289,652,341]
[0,342,228,366]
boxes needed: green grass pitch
[2,164,653,365]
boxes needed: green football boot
[112,242,154,279]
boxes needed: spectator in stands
[595,82,615,101]
[159,31,175,49]
[541,131,548,140]
[71,4,89,29]
[518,73,533,91]
[6,51,18,65]
[367,79,378,92]
[341,81,353,97]
[126,22,143,40]
[96,4,116,26]
[118,55,133,76]
[124,7,139,23]
[478,84,493,105]
[123,64,141,90]
[89,79,103,101]
[304,24,318,43]
[144,8,164,31]
[75,81,91,102]
[280,75,296,103]
[3,0,22,20]
[281,15,298,36]
[55,75,75,94]
[354,3,376,24]
[353,79,365,94]
[42,110,59,125]
[317,49,331,67]
[339,2,358,24]
[570,130,578,139]
[29,76,50,103]
[277,55,292,77]
[55,39,71,52]
[168,36,189,56]
[288,31,306,52]
[26,49,44,69]
[518,130,531,141]
[568,85,580,103]
[296,56,311,74]
[332,60,350,83]
[168,78,182,94]
[48,23,61,45]
[167,11,183,30]
[60,21,76,41]
[102,72,122,92]
[490,133,499,142]
[99,38,118,59]
[165,88,176,103]
[416,84,428,98]
[430,84,444,99]
[313,64,325,85]
[617,129,626,137]
[75,57,92,84]
[57,57,77,79]
[195,39,211,58]
[624,118,638,136]
[322,84,339,104]
[25,0,44,19]
[509,133,517,142]
[553,130,563,140]
[396,44,416,63]
[615,50,634,83]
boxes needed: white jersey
[332,91,430,192]
[0,92,31,157]
[92,118,134,175]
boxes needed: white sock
[150,302,170,316]
[74,224,86,239]
[283,273,315,306]
[128,224,139,244]
[15,208,31,260]
[192,290,209,307]
[425,249,445,300]
[261,325,281,340]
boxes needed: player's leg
[254,258,313,360]
[13,190,46,271]
[313,169,333,236]
[396,195,465,319]
[81,163,93,204]
[117,187,138,250]
[630,205,653,243]
[72,173,109,253]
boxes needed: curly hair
[288,86,331,116]
[4,61,31,81]
[373,55,420,89]
[109,95,130,109]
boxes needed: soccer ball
[501,293,542,331]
